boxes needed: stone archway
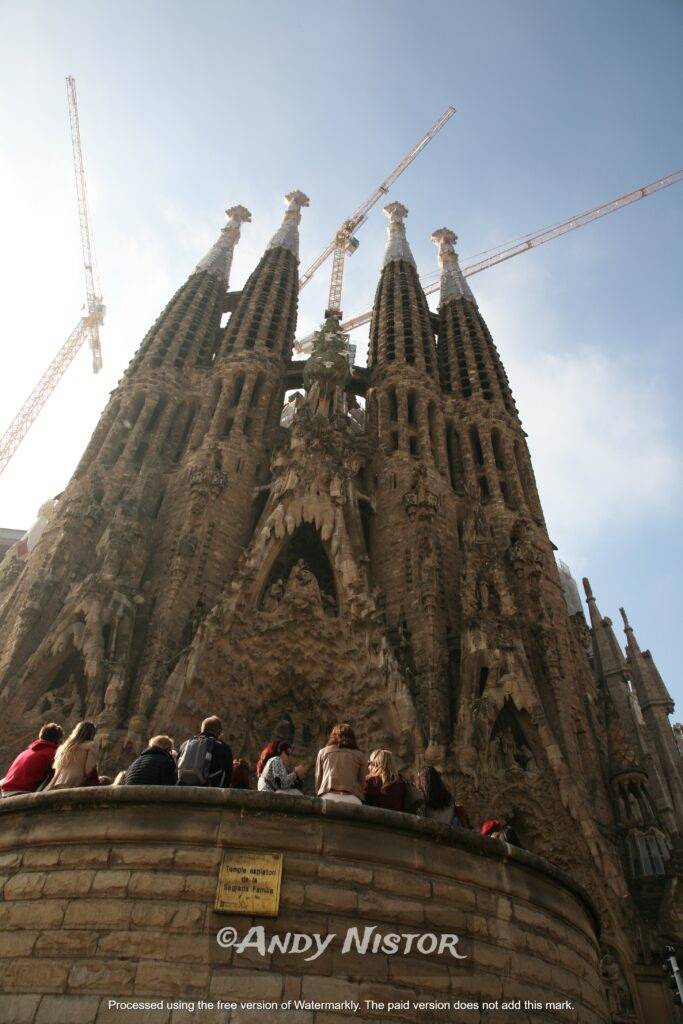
[259,522,338,615]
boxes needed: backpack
[177,735,215,786]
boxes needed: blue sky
[0,0,681,707]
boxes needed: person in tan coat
[45,721,99,789]
[315,723,365,804]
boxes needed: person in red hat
[480,818,523,847]
[0,723,64,797]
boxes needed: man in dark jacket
[123,735,177,786]
[0,723,63,797]
[178,716,233,787]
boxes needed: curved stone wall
[0,788,608,1024]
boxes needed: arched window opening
[500,480,514,508]
[126,392,146,432]
[249,375,264,408]
[207,381,222,426]
[514,442,532,504]
[627,782,644,825]
[358,497,373,555]
[469,425,484,467]
[388,387,399,422]
[445,423,464,493]
[153,489,165,519]
[251,488,269,537]
[428,402,440,466]
[406,390,417,426]
[409,435,419,458]
[101,623,112,658]
[144,395,167,436]
[390,431,399,452]
[260,523,338,616]
[399,267,415,364]
[478,475,490,500]
[172,406,197,463]
[221,415,234,439]
[133,440,148,468]
[478,666,489,696]
[231,373,245,407]
[491,429,505,470]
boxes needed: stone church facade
[0,192,681,1021]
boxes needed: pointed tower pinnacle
[382,202,416,268]
[431,227,475,304]
[583,578,629,677]
[620,608,674,711]
[266,190,310,257]
[193,205,252,284]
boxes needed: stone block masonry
[0,787,607,1023]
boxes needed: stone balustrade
[0,788,607,1024]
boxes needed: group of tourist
[0,718,519,842]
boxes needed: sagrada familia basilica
[0,191,681,1020]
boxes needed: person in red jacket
[0,723,64,797]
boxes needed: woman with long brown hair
[46,721,99,790]
[315,723,365,804]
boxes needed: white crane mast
[293,167,683,350]
[299,105,456,317]
[0,77,104,476]
[66,75,105,372]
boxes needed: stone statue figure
[285,559,322,605]
[600,951,636,1020]
[262,578,285,612]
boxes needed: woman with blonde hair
[122,735,177,786]
[315,723,365,804]
[364,749,409,812]
[46,721,99,789]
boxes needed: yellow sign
[215,849,283,917]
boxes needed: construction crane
[0,76,104,476]
[299,105,455,318]
[294,167,683,352]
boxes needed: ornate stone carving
[600,950,636,1021]
[403,466,440,522]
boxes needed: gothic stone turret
[366,202,456,762]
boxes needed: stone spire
[266,190,310,257]
[368,201,437,375]
[620,608,674,712]
[382,202,417,268]
[619,607,683,829]
[431,228,475,305]
[193,205,252,284]
[583,578,629,679]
